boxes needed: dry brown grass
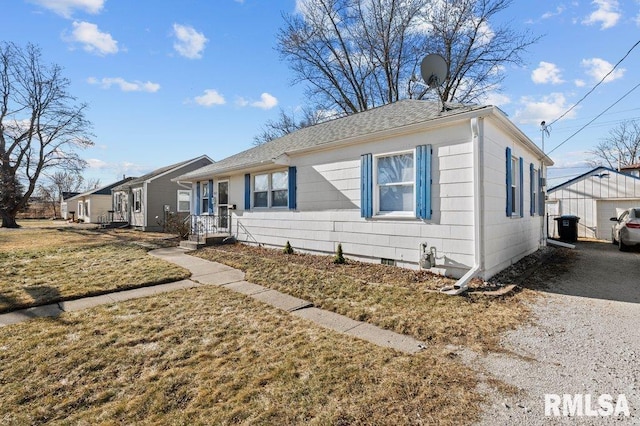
[0,286,483,425]
[193,244,535,350]
[0,226,190,312]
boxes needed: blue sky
[5,0,640,187]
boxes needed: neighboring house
[63,178,135,223]
[111,155,214,232]
[60,191,80,220]
[620,162,640,178]
[176,100,552,283]
[547,166,640,240]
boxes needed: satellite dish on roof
[420,54,447,88]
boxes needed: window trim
[177,190,191,213]
[252,170,289,209]
[373,150,416,218]
[133,188,142,213]
[201,182,210,215]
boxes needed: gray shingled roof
[178,100,488,180]
[113,156,209,190]
[66,177,136,201]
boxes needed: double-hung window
[201,183,209,214]
[177,190,191,212]
[361,146,431,219]
[505,147,523,218]
[133,189,142,212]
[376,152,415,215]
[511,157,518,216]
[253,170,288,208]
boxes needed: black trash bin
[555,215,580,242]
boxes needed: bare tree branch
[0,42,93,227]
[589,120,640,170]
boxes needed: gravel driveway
[469,241,640,425]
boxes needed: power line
[547,81,640,155]
[547,39,640,128]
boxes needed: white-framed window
[253,170,288,208]
[133,188,142,212]
[511,156,519,216]
[177,190,191,212]
[85,201,90,218]
[375,151,415,216]
[78,201,84,217]
[201,183,209,214]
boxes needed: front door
[217,180,229,231]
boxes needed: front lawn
[0,286,483,425]
[0,226,190,312]
[192,244,536,350]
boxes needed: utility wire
[547,39,640,128]
[547,81,640,155]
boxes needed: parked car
[611,208,640,251]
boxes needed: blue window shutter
[288,166,297,210]
[361,154,373,218]
[208,180,214,214]
[416,144,432,220]
[505,147,512,216]
[530,163,535,216]
[519,157,524,218]
[539,174,545,217]
[196,182,201,216]
[244,174,251,210]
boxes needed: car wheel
[619,238,629,252]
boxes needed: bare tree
[253,107,331,145]
[37,170,85,218]
[0,42,93,228]
[589,120,640,170]
[277,0,537,116]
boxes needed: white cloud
[581,57,625,83]
[531,62,565,85]
[541,6,566,20]
[28,0,104,18]
[67,21,118,55]
[194,89,226,107]
[88,77,160,93]
[582,0,621,29]
[513,93,578,125]
[235,97,249,107]
[574,79,586,87]
[86,158,108,169]
[251,93,278,110]
[479,92,511,107]
[172,24,208,59]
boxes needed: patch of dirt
[208,243,456,290]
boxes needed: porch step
[180,240,205,250]
[99,221,129,229]
[182,233,234,250]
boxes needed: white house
[176,100,552,284]
[62,177,134,223]
[547,166,640,240]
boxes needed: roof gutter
[441,117,485,295]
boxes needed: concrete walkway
[0,246,426,354]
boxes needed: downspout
[442,117,484,295]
